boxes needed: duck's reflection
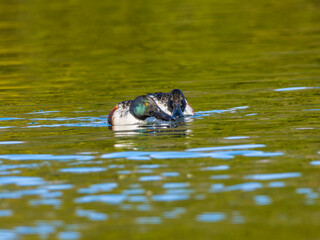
[109,117,193,137]
[109,117,193,150]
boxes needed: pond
[0,0,319,239]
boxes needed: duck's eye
[145,102,149,106]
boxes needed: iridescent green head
[130,95,175,121]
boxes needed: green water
[0,0,319,239]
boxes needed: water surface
[0,0,319,239]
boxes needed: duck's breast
[183,101,195,116]
[109,101,143,126]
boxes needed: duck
[148,89,194,118]
[108,95,175,126]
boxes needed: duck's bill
[172,103,184,118]
[152,108,175,121]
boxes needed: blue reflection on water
[296,188,318,205]
[245,172,301,180]
[0,229,17,240]
[310,161,320,165]
[101,151,153,159]
[162,172,179,177]
[139,164,163,169]
[101,144,281,161]
[122,189,145,195]
[0,118,22,121]
[78,183,117,194]
[27,110,60,115]
[152,194,189,202]
[75,194,126,204]
[243,151,283,157]
[275,86,317,91]
[202,165,230,171]
[224,136,249,140]
[0,210,12,217]
[166,189,194,194]
[188,144,265,152]
[127,156,151,160]
[60,167,106,173]
[163,182,189,189]
[0,176,45,186]
[211,182,263,193]
[139,176,162,182]
[0,170,21,176]
[117,170,131,175]
[0,164,38,171]
[45,184,74,190]
[254,195,272,205]
[76,209,108,221]
[15,223,56,239]
[296,188,312,194]
[196,106,248,117]
[0,154,94,161]
[136,169,153,174]
[0,141,24,145]
[128,195,148,202]
[58,231,80,240]
[196,212,226,222]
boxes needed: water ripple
[76,209,108,221]
[0,141,24,145]
[245,172,301,180]
[196,212,226,222]
[254,195,272,205]
[78,183,118,194]
[202,165,230,171]
[101,144,281,161]
[275,86,317,92]
[152,194,189,201]
[60,167,106,173]
[0,210,12,217]
[310,161,320,165]
[187,144,265,152]
[58,231,80,240]
[0,230,17,240]
[75,194,126,204]
[139,176,162,182]
[163,182,189,189]
[0,176,45,186]
[210,182,263,193]
[0,154,94,161]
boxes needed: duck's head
[130,95,175,122]
[168,89,187,118]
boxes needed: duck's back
[149,92,171,115]
[149,92,194,116]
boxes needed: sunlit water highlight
[0,103,318,239]
[0,0,319,238]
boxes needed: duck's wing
[148,92,171,115]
